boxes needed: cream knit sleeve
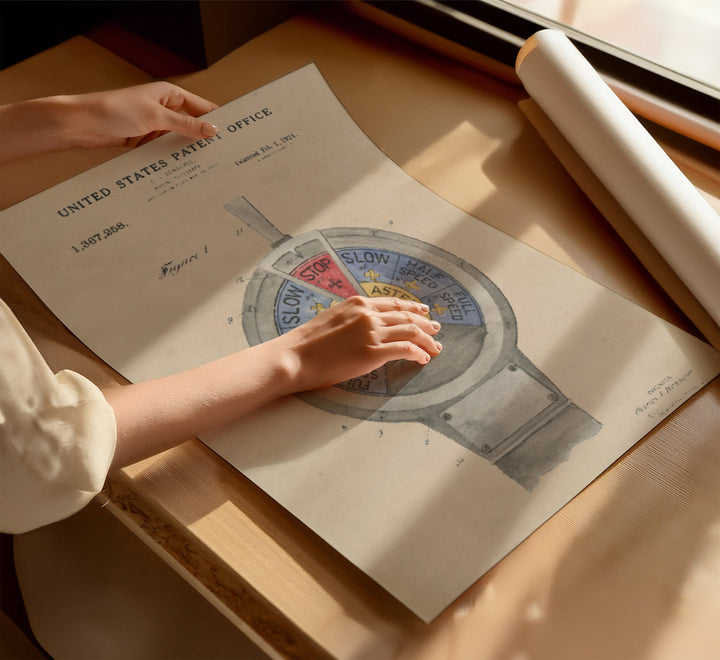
[0,300,117,533]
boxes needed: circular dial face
[243,227,516,421]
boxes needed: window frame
[361,0,719,126]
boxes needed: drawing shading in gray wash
[225,196,602,489]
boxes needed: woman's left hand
[65,81,219,148]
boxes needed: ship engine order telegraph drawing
[225,196,601,489]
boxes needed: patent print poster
[2,65,718,621]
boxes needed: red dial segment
[290,252,358,297]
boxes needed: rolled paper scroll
[516,30,720,332]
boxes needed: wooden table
[2,6,718,659]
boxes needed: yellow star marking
[404,280,419,290]
[311,302,326,315]
[365,269,380,281]
[432,303,447,315]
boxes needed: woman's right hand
[273,295,442,393]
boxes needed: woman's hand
[0,82,218,162]
[273,296,442,392]
[63,82,219,148]
[106,296,442,468]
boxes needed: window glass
[501,0,719,91]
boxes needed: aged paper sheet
[2,65,719,621]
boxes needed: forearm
[102,296,440,470]
[0,83,219,163]
[0,96,89,162]
[104,342,296,470]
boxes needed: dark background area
[1,1,126,69]
[0,0,305,73]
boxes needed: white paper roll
[516,30,720,327]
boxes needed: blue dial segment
[338,247,484,327]
[274,280,336,332]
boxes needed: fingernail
[418,303,429,313]
[201,122,218,137]
[431,321,441,331]
[435,341,442,351]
